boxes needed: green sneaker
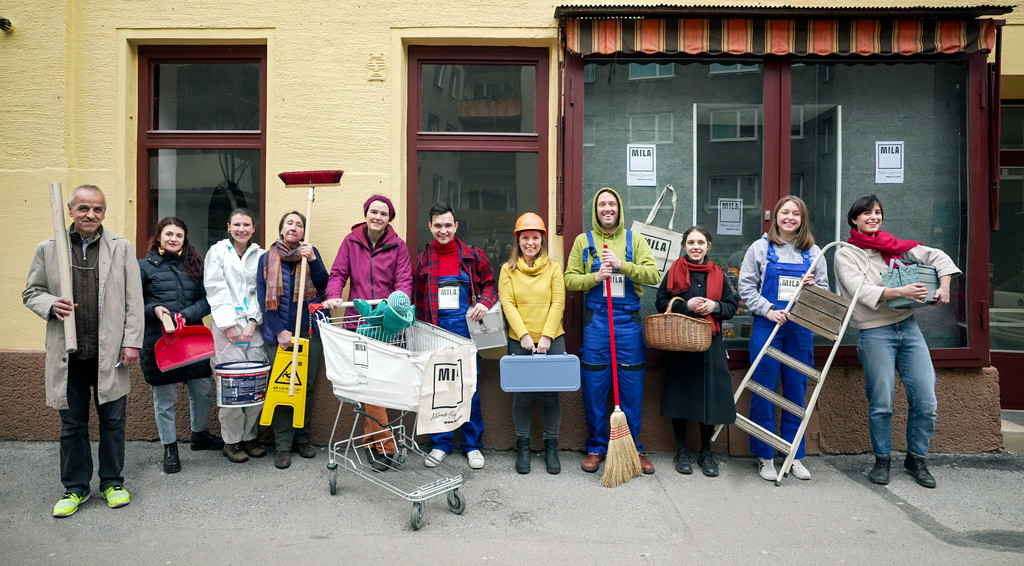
[52,492,89,517]
[102,486,130,509]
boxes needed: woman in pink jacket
[323,195,412,471]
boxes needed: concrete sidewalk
[1,441,1022,565]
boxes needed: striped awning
[565,18,996,57]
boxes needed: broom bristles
[601,408,642,488]
[278,170,344,186]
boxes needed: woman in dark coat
[655,225,738,477]
[139,217,222,474]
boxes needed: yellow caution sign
[259,337,309,427]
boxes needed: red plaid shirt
[413,238,497,325]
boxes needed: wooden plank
[734,415,792,454]
[789,305,841,340]
[765,347,821,383]
[801,285,851,310]
[745,380,806,418]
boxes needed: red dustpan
[155,312,215,372]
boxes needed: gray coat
[23,228,145,410]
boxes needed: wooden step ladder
[713,241,869,485]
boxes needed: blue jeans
[856,317,938,458]
[151,378,214,445]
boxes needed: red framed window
[406,47,549,274]
[137,45,267,256]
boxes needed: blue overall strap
[585,230,633,269]
[584,231,601,272]
[765,235,778,263]
[801,248,811,265]
[625,229,633,263]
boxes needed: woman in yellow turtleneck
[499,212,566,475]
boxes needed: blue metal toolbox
[499,353,581,392]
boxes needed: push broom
[601,245,643,488]
[260,170,343,428]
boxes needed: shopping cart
[316,303,476,530]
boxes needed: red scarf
[666,256,724,334]
[847,229,919,265]
[263,240,317,311]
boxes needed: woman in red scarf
[257,211,330,470]
[835,195,960,489]
[654,226,738,477]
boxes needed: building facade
[1,1,1019,453]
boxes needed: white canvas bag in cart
[630,184,685,286]
[415,344,478,434]
[320,323,425,411]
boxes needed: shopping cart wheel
[447,489,466,515]
[327,462,338,495]
[411,501,425,530]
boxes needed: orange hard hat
[514,212,546,235]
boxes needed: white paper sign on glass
[717,198,743,236]
[626,143,657,186]
[875,141,904,183]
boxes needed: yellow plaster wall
[1,1,1021,351]
[0,1,562,351]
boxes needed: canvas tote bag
[415,344,478,434]
[630,184,685,286]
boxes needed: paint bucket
[215,360,270,408]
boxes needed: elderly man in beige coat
[23,184,144,518]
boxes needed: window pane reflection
[420,64,536,133]
[417,151,538,275]
[792,61,968,348]
[154,63,261,130]
[148,148,261,255]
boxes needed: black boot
[904,454,936,488]
[515,437,531,474]
[673,449,693,474]
[190,429,224,451]
[868,456,890,485]
[544,438,561,475]
[163,442,181,474]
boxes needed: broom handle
[49,182,77,353]
[289,187,315,396]
[603,245,620,407]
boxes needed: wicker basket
[644,297,713,352]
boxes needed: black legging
[672,418,714,453]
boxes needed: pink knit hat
[363,195,396,219]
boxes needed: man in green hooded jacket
[564,188,659,474]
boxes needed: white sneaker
[789,459,811,480]
[758,457,778,481]
[424,448,447,468]
[466,449,485,469]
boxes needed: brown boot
[222,443,248,463]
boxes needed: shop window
[791,106,804,139]
[572,56,987,363]
[583,115,596,146]
[710,108,759,141]
[629,113,674,143]
[709,63,759,75]
[409,47,549,269]
[137,45,266,256]
[629,62,674,80]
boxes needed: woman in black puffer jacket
[139,217,222,474]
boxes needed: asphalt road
[1,442,1021,565]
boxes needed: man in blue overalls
[413,202,498,470]
[564,188,660,474]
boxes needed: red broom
[277,170,343,396]
[601,245,642,488]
